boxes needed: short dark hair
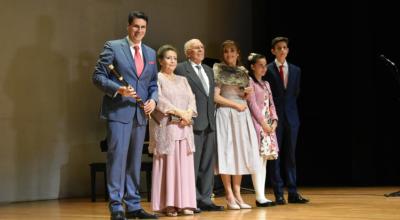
[271,36,289,48]
[128,11,148,25]
[157,44,177,60]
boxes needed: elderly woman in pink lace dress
[149,45,197,216]
[247,53,279,207]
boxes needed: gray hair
[183,39,201,58]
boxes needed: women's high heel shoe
[226,200,240,210]
[165,207,178,217]
[235,199,252,209]
[182,209,194,215]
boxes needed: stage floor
[0,187,399,220]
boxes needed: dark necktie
[195,65,209,95]
[279,64,285,87]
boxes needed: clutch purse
[168,114,182,123]
[168,114,194,124]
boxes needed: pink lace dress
[149,73,197,212]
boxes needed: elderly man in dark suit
[92,11,158,220]
[175,39,224,212]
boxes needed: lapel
[202,64,213,86]
[184,61,209,96]
[286,63,293,91]
[140,44,149,78]
[120,39,138,79]
[286,63,299,93]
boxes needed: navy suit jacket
[93,38,158,125]
[265,62,301,127]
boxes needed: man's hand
[144,99,156,115]
[118,86,138,99]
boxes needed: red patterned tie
[279,64,285,87]
[133,45,144,77]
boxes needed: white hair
[183,39,201,58]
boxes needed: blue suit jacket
[92,38,158,125]
[265,62,301,127]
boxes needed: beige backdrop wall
[0,0,252,202]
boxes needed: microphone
[380,54,396,66]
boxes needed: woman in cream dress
[214,40,260,210]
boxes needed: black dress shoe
[256,200,276,207]
[275,196,287,205]
[288,194,309,204]
[111,211,126,220]
[198,203,224,211]
[126,209,158,219]
[193,208,202,213]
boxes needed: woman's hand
[179,119,191,127]
[263,120,277,133]
[262,121,273,133]
[240,86,253,99]
[234,103,247,112]
[180,110,193,123]
[243,86,253,95]
[167,109,193,126]
[270,120,277,133]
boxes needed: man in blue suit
[264,37,309,205]
[93,11,158,220]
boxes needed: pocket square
[148,61,156,64]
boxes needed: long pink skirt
[151,139,197,211]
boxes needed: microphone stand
[380,54,400,88]
[384,190,400,197]
[379,55,400,197]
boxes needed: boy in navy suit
[264,37,309,205]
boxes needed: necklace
[162,72,175,80]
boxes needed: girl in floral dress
[247,53,279,207]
